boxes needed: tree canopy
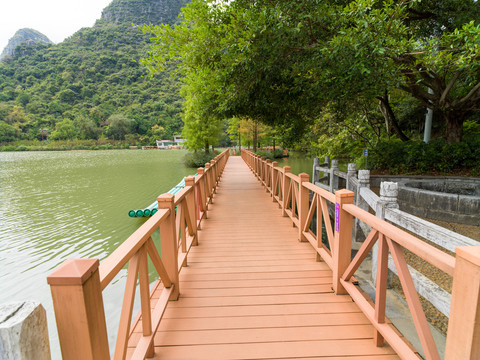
[142,0,480,145]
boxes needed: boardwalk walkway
[129,157,399,359]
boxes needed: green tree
[50,118,78,140]
[76,116,102,140]
[142,0,480,145]
[151,124,165,139]
[0,121,17,141]
[321,0,480,143]
[104,114,133,140]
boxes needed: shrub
[183,151,216,168]
[255,149,286,161]
[370,139,478,174]
[255,150,275,161]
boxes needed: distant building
[173,135,185,144]
[156,140,175,149]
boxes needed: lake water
[0,149,195,358]
[276,152,315,178]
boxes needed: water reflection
[0,150,193,359]
[276,151,314,177]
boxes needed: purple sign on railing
[335,202,340,232]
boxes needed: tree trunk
[377,93,410,142]
[204,139,210,154]
[273,138,276,153]
[444,112,465,144]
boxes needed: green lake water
[0,149,195,358]
[276,152,315,178]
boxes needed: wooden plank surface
[128,156,400,359]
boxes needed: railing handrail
[342,203,455,276]
[241,148,480,360]
[99,208,170,290]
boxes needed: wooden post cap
[205,163,211,168]
[266,159,271,163]
[456,246,480,266]
[299,173,309,182]
[210,160,215,165]
[284,166,291,173]
[272,161,278,167]
[157,193,175,205]
[335,189,355,198]
[47,259,99,286]
[185,177,195,186]
[197,168,204,174]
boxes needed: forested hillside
[0,0,188,143]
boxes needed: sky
[0,0,113,52]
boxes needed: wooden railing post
[47,259,109,360]
[197,167,208,217]
[185,177,198,245]
[272,161,278,202]
[282,166,291,217]
[265,159,271,191]
[298,173,310,242]
[158,193,180,300]
[210,160,217,192]
[204,163,213,203]
[445,246,480,359]
[333,189,355,294]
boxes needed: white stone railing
[312,157,480,317]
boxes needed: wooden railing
[47,149,229,360]
[241,149,480,360]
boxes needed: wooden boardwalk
[128,157,400,359]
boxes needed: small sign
[335,203,340,232]
[363,148,368,157]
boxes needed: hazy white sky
[0,0,113,52]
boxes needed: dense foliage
[142,0,480,160]
[0,0,187,144]
[183,150,217,168]
[370,136,480,175]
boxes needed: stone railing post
[158,194,180,300]
[333,189,355,295]
[346,163,357,191]
[282,166,291,217]
[47,259,109,360]
[324,156,330,168]
[298,173,310,242]
[354,170,371,243]
[312,158,320,184]
[372,182,399,286]
[329,159,339,193]
[0,301,51,360]
[445,247,480,359]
